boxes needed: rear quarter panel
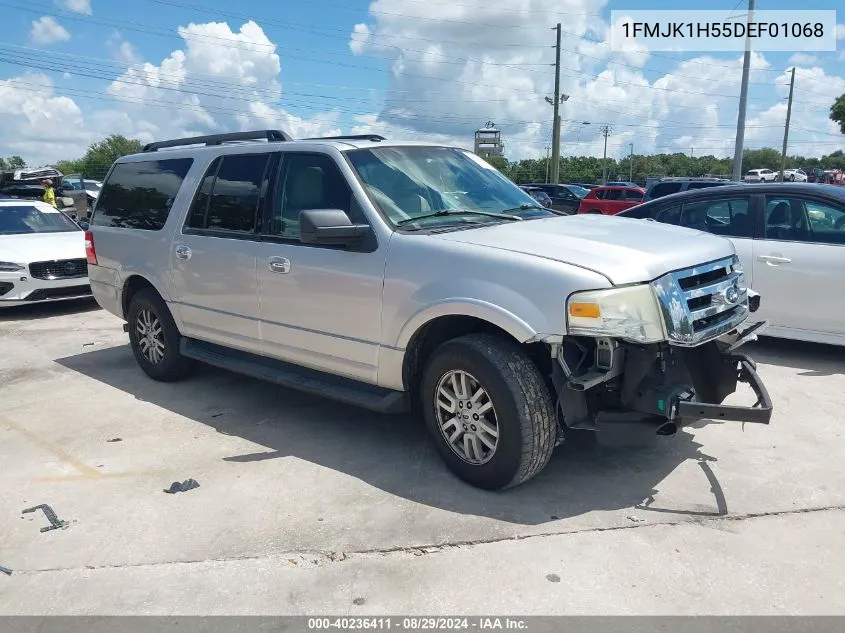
[88,156,210,322]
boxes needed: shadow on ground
[53,342,744,526]
[747,337,845,377]
[0,297,100,322]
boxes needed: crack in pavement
[12,503,845,576]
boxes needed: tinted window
[680,197,751,238]
[272,153,352,239]
[764,196,845,245]
[91,158,193,230]
[649,182,683,199]
[655,203,681,224]
[625,189,643,201]
[187,157,221,229]
[603,189,624,201]
[187,154,269,233]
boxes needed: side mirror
[299,209,370,246]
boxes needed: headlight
[566,284,666,344]
[0,262,25,272]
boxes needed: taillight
[84,230,98,265]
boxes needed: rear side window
[624,189,643,201]
[649,182,683,199]
[186,153,270,233]
[92,158,193,230]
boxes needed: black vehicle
[521,183,587,214]
[643,177,737,202]
[519,186,553,209]
[570,182,598,189]
[801,167,825,183]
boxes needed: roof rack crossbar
[305,134,386,142]
[142,129,293,152]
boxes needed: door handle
[268,256,290,274]
[175,245,192,260]
[757,254,791,265]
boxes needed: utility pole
[546,23,563,186]
[731,0,756,182]
[545,145,551,183]
[779,66,796,182]
[629,143,634,182]
[600,125,612,184]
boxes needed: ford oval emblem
[724,285,739,304]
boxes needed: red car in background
[577,185,645,215]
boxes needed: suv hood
[433,214,735,285]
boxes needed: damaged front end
[553,255,772,439]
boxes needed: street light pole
[629,143,633,182]
[731,0,756,181]
[779,67,796,182]
[545,145,551,183]
[600,125,612,184]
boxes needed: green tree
[55,158,85,176]
[830,94,845,134]
[485,155,508,172]
[0,155,26,171]
[81,134,143,180]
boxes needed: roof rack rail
[305,134,386,142]
[142,129,293,152]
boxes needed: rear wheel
[420,334,557,490]
[127,288,195,381]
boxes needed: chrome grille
[651,256,749,347]
[28,258,88,280]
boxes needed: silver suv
[85,130,772,490]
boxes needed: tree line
[486,147,845,186]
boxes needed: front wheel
[420,334,557,490]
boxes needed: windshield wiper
[397,209,522,226]
[499,203,547,213]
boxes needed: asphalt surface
[1,298,844,615]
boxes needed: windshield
[84,181,102,191]
[0,204,81,235]
[346,146,553,228]
[567,185,589,198]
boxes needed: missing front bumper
[673,355,773,425]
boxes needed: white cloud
[56,0,92,15]
[30,16,71,45]
[115,41,141,64]
[349,24,371,55]
[788,53,819,67]
[0,73,91,164]
[836,24,845,39]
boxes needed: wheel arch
[121,274,168,320]
[399,311,552,395]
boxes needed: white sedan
[0,199,92,307]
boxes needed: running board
[179,338,409,414]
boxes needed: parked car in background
[605,181,638,187]
[617,183,845,346]
[519,186,553,209]
[61,175,103,202]
[780,169,807,182]
[570,182,598,189]
[577,185,645,215]
[644,177,735,202]
[801,167,825,183]
[521,183,586,214]
[0,199,91,307]
[745,169,777,183]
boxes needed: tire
[126,288,195,382]
[420,333,557,490]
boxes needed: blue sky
[1,0,843,165]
